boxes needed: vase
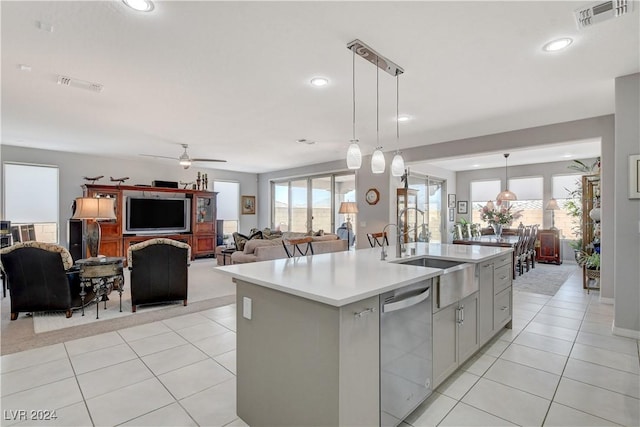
[491,223,503,239]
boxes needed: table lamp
[545,198,560,230]
[72,197,116,258]
[338,202,358,250]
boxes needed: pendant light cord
[396,74,399,147]
[352,47,356,141]
[376,55,379,147]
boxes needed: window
[507,177,543,226]
[552,174,582,238]
[3,163,59,243]
[470,180,500,224]
[271,172,355,234]
[213,181,239,238]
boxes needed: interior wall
[613,73,640,337]
[0,145,258,247]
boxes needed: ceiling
[1,1,638,174]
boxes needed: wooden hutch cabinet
[536,229,562,265]
[82,184,217,259]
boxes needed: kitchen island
[218,243,513,426]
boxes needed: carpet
[512,262,580,296]
[32,259,236,334]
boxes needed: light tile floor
[1,269,639,426]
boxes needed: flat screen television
[125,197,191,234]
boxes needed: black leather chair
[127,238,191,312]
[0,242,77,320]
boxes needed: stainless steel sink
[399,257,478,309]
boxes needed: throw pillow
[233,232,250,251]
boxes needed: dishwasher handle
[382,287,430,313]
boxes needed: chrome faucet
[397,207,425,258]
[381,223,398,260]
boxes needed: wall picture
[448,208,455,222]
[457,201,468,214]
[241,195,256,215]
[448,194,456,208]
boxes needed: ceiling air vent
[575,0,633,28]
[56,75,103,93]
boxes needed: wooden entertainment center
[83,184,217,259]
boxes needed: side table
[76,257,125,319]
[221,248,236,265]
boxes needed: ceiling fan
[140,144,226,169]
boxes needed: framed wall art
[241,195,256,215]
[629,154,640,199]
[448,194,456,208]
[457,200,468,214]
[448,208,455,222]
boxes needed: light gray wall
[613,73,640,336]
[0,145,258,246]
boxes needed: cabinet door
[477,262,494,345]
[194,194,215,233]
[458,292,479,363]
[432,303,458,388]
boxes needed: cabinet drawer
[493,264,511,295]
[494,254,511,269]
[494,287,511,326]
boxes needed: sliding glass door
[407,173,445,243]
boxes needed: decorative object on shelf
[110,176,129,186]
[346,46,362,170]
[83,175,104,184]
[365,188,380,205]
[629,154,640,199]
[457,200,468,214]
[338,202,359,250]
[241,195,256,215]
[496,153,517,202]
[71,197,117,258]
[346,39,404,174]
[447,194,456,208]
[197,172,201,190]
[545,198,560,229]
[589,207,601,222]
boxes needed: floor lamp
[72,197,116,258]
[546,198,559,230]
[339,202,358,250]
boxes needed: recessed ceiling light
[398,115,411,122]
[122,0,154,12]
[310,77,329,87]
[18,64,32,72]
[563,153,573,158]
[542,38,573,52]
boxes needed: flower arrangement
[479,202,523,225]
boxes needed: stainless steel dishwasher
[380,279,433,427]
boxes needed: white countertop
[217,243,512,307]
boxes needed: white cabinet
[432,291,479,388]
[478,255,513,347]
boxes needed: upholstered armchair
[127,238,191,312]
[0,241,76,320]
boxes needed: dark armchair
[127,238,191,313]
[0,242,76,320]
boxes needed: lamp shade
[391,152,405,177]
[371,148,385,174]
[346,140,362,169]
[339,202,359,214]
[485,200,495,210]
[496,189,517,202]
[72,197,116,220]
[545,198,560,210]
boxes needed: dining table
[452,235,520,279]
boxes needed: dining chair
[367,232,389,248]
[282,236,314,258]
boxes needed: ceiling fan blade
[191,158,227,163]
[139,154,179,160]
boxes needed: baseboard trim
[612,325,640,339]
[598,296,614,304]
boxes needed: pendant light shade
[371,148,386,174]
[347,140,362,169]
[496,153,517,202]
[391,152,405,176]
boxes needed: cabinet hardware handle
[499,276,508,280]
[354,307,376,318]
[482,263,492,268]
[500,306,508,311]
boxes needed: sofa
[230,232,347,264]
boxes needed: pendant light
[391,73,405,177]
[496,153,517,202]
[371,55,385,174]
[346,46,362,169]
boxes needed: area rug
[33,259,235,333]
[512,262,580,296]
